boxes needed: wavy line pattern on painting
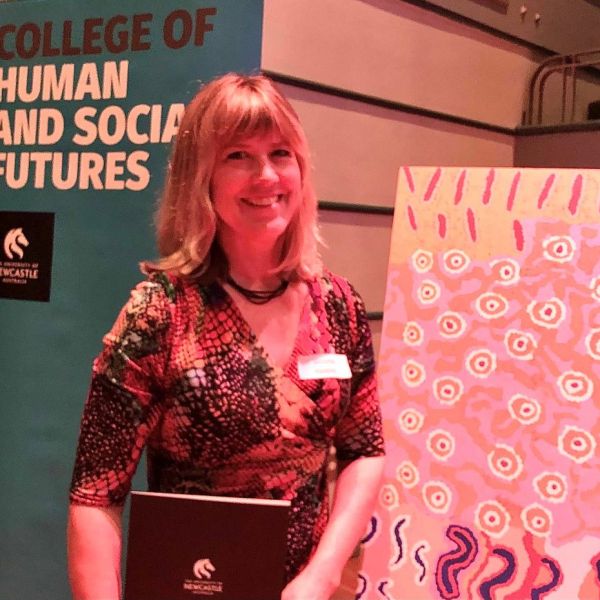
[530,557,562,600]
[478,547,516,599]
[435,525,478,599]
[413,542,429,584]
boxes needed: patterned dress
[70,271,385,578]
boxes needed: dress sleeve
[333,279,385,462]
[69,276,174,506]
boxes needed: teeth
[244,195,281,207]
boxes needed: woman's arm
[281,454,385,600]
[68,279,174,598]
[67,504,123,600]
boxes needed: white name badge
[297,354,352,380]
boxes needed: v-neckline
[217,278,317,376]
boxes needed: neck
[219,230,284,288]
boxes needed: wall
[263,0,543,129]
[515,126,600,168]
[421,0,600,55]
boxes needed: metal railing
[525,48,600,126]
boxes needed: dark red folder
[124,491,290,600]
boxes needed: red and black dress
[70,271,385,579]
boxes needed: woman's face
[210,130,302,247]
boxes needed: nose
[255,157,278,183]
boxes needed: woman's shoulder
[138,271,222,317]
[119,272,180,316]
[142,271,178,298]
[109,273,209,344]
[138,271,210,303]
[117,272,195,325]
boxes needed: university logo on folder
[124,491,290,600]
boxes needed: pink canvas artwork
[360,167,600,599]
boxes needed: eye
[271,148,292,158]
[225,150,247,160]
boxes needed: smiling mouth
[241,195,283,208]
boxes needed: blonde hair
[142,73,321,282]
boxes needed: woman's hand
[280,561,341,600]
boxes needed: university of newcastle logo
[0,212,54,302]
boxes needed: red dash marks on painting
[454,170,466,205]
[506,172,521,211]
[537,173,556,209]
[482,168,495,205]
[403,167,415,193]
[568,174,583,216]
[424,167,442,202]
[467,208,477,242]
[407,205,417,230]
[513,220,524,251]
[438,214,447,238]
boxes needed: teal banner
[0,1,263,597]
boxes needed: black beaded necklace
[226,275,289,305]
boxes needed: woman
[68,73,385,600]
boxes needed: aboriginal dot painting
[360,168,600,599]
